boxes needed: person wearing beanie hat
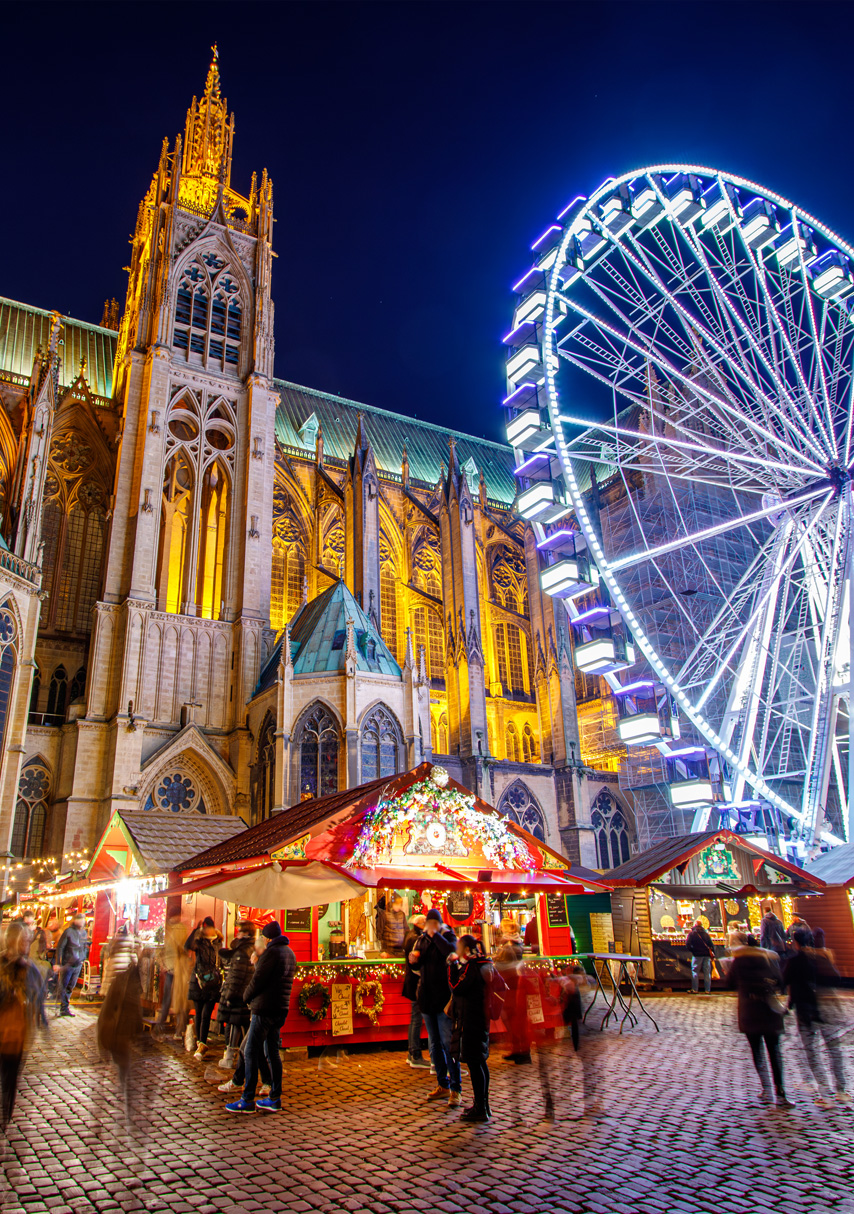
[226,919,295,1116]
[409,909,460,1108]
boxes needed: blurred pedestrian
[495,919,531,1063]
[379,893,407,958]
[185,917,223,1059]
[410,909,460,1108]
[53,913,89,1018]
[226,920,295,1114]
[686,919,716,994]
[759,908,787,958]
[217,920,257,1070]
[727,930,792,1107]
[402,914,429,1069]
[783,928,849,1107]
[101,924,138,998]
[155,911,188,1035]
[449,935,494,1121]
[0,921,45,1127]
[97,949,143,1129]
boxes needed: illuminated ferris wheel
[505,165,854,849]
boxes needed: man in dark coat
[409,909,460,1107]
[402,915,428,1068]
[53,914,89,1017]
[217,921,257,1069]
[226,921,295,1114]
[727,934,791,1107]
[759,909,787,957]
[685,920,716,994]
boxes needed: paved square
[1,995,852,1214]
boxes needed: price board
[445,891,474,923]
[285,907,312,932]
[545,892,568,927]
[331,983,353,1036]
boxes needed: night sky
[3,0,853,443]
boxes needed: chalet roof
[604,830,819,888]
[274,380,517,505]
[804,843,854,886]
[114,811,246,874]
[0,297,116,399]
[255,580,401,695]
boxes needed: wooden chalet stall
[604,830,824,986]
[172,762,604,1047]
[796,845,854,978]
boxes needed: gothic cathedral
[0,53,637,877]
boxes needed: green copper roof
[256,580,402,694]
[0,297,117,399]
[274,380,516,505]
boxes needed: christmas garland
[298,981,331,1023]
[354,979,384,1026]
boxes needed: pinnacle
[204,43,221,101]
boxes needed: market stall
[603,830,824,986]
[171,762,607,1047]
[797,844,854,978]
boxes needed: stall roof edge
[803,842,854,886]
[604,830,824,888]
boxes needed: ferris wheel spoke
[792,221,839,463]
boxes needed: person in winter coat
[379,893,408,957]
[0,922,45,1127]
[449,935,494,1122]
[409,909,460,1107]
[686,920,716,994]
[402,915,429,1068]
[97,956,143,1127]
[217,921,257,1069]
[185,917,223,1060]
[155,912,190,1036]
[759,909,787,957]
[494,923,533,1063]
[727,931,792,1107]
[226,920,295,1114]
[783,928,850,1107]
[53,913,89,1017]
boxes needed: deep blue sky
[4,1,854,443]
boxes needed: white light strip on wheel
[607,486,827,575]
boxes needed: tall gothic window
[380,566,399,662]
[197,459,230,620]
[173,254,243,373]
[68,666,86,706]
[361,706,402,782]
[251,713,276,826]
[522,723,538,763]
[413,606,444,680]
[505,722,519,762]
[157,452,193,613]
[270,542,305,632]
[499,781,546,843]
[495,623,527,695]
[0,609,17,748]
[592,789,633,869]
[298,705,340,800]
[46,665,68,725]
[11,761,50,859]
[40,451,108,638]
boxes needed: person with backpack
[686,919,716,994]
[449,935,498,1122]
[185,917,223,1060]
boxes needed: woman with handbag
[185,917,223,1060]
[727,931,793,1108]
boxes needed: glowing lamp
[668,778,714,810]
[506,409,542,448]
[617,713,662,745]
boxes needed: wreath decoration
[354,979,385,1026]
[298,981,331,1023]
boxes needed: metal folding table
[580,952,659,1033]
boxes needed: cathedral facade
[0,53,637,877]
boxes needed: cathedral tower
[69,49,278,843]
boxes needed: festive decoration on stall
[347,769,534,871]
[697,844,739,883]
[298,981,331,1023]
[354,979,385,1025]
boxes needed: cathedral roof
[0,297,117,399]
[255,579,401,694]
[274,380,516,505]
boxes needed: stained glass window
[522,724,538,763]
[361,706,401,782]
[155,773,197,811]
[286,547,305,621]
[251,713,277,826]
[505,723,519,762]
[592,789,633,869]
[495,623,526,694]
[46,666,67,725]
[270,543,286,631]
[173,258,242,372]
[12,760,50,859]
[298,705,339,800]
[380,568,398,662]
[499,781,545,843]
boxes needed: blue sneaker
[225,1098,256,1114]
[255,1097,281,1113]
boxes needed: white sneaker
[217,1079,240,1093]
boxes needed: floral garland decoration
[354,979,385,1026]
[347,766,533,870]
[298,981,331,1023]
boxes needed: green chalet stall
[167,762,606,1047]
[603,830,824,986]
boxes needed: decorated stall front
[172,762,605,1047]
[604,830,824,986]
[797,845,854,978]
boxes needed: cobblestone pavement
[1,995,852,1214]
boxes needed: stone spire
[182,45,235,186]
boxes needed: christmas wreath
[354,979,385,1026]
[298,981,331,1023]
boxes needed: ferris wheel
[505,165,854,849]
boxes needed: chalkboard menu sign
[445,891,474,923]
[546,893,568,927]
[285,907,312,932]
